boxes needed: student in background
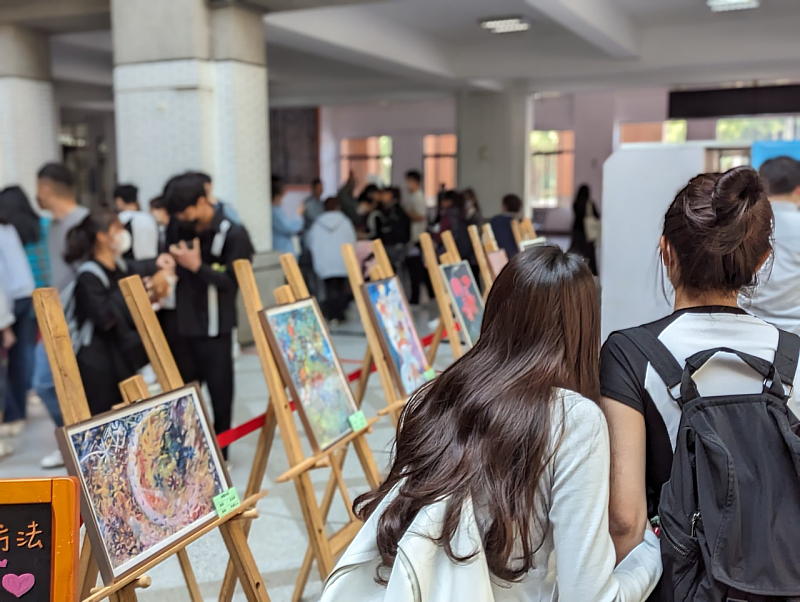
[189,172,240,224]
[0,186,47,435]
[148,196,171,254]
[63,210,172,415]
[324,246,661,602]
[600,167,795,566]
[164,173,254,457]
[373,187,411,272]
[307,197,357,325]
[742,156,800,334]
[462,187,484,229]
[403,170,433,305]
[300,178,325,295]
[337,171,360,226]
[114,184,159,261]
[0,285,16,459]
[34,163,89,468]
[271,175,304,257]
[569,184,600,276]
[490,194,522,259]
[0,210,35,437]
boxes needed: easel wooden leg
[219,520,270,602]
[110,584,139,602]
[355,347,373,404]
[178,552,203,601]
[79,534,100,599]
[291,474,334,600]
[219,406,277,602]
[353,436,382,489]
[426,320,444,365]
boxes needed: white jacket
[307,211,357,280]
[321,390,663,602]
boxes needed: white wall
[318,97,456,194]
[601,143,707,339]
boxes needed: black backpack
[619,326,800,602]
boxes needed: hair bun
[712,166,764,210]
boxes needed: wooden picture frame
[439,260,485,348]
[0,478,80,602]
[486,249,509,279]
[57,384,231,586]
[260,297,359,453]
[362,276,434,398]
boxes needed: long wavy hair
[354,245,600,583]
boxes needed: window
[716,116,800,143]
[618,120,688,145]
[530,130,575,208]
[340,136,392,187]
[423,134,457,205]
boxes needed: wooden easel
[468,224,493,299]
[115,276,273,602]
[33,288,269,602]
[343,239,409,423]
[522,216,538,240]
[234,255,382,602]
[420,231,464,361]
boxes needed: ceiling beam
[0,0,109,23]
[525,0,639,59]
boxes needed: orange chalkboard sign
[0,478,79,601]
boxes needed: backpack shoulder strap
[774,329,800,389]
[617,326,684,399]
[77,261,111,289]
[211,219,232,259]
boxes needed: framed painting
[440,261,485,348]
[487,249,508,279]
[261,298,358,452]
[57,385,229,585]
[518,236,548,251]
[363,277,434,397]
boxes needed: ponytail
[64,209,117,264]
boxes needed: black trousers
[324,277,349,322]
[405,251,434,305]
[171,332,234,457]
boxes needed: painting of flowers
[57,386,228,584]
[440,261,485,348]
[262,299,358,451]
[364,277,433,397]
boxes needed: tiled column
[112,0,271,250]
[0,25,59,199]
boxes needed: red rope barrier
[216,328,445,448]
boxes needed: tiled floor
[0,303,454,601]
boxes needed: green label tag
[213,487,241,518]
[348,410,368,432]
[424,368,436,381]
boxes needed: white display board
[600,143,707,340]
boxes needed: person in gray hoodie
[307,197,357,324]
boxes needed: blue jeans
[4,297,37,422]
[33,341,63,428]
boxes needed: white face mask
[113,229,132,257]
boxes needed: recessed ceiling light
[480,17,530,34]
[707,0,760,12]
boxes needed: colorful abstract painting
[264,299,358,451]
[364,277,433,397]
[440,261,485,348]
[487,250,508,279]
[58,386,227,583]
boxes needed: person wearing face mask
[64,209,174,415]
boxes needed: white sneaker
[40,450,64,469]
[0,421,24,437]
[0,442,13,459]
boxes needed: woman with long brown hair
[323,246,662,601]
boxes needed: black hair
[114,184,138,206]
[149,196,165,210]
[0,186,41,245]
[272,174,285,199]
[502,194,523,214]
[37,163,74,189]
[324,197,341,212]
[406,170,422,184]
[359,184,378,202]
[759,157,800,197]
[186,171,212,185]
[163,173,206,215]
[311,177,322,187]
[64,209,118,264]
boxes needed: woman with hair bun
[600,166,800,567]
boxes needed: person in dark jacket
[64,210,174,415]
[373,187,411,271]
[163,173,255,453]
[490,194,523,259]
[569,184,600,276]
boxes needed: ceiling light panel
[707,0,760,12]
[480,17,530,34]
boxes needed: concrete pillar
[0,25,59,199]
[456,84,531,217]
[112,0,271,250]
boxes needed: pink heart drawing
[0,560,7,568]
[2,573,35,598]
